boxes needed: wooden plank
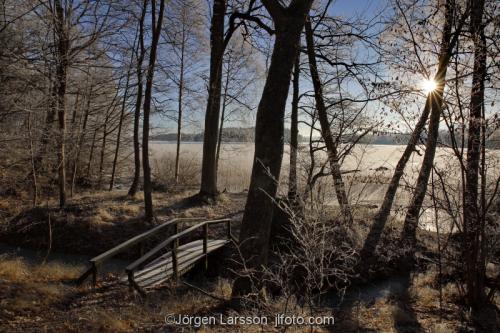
[134,240,227,280]
[119,240,227,283]
[132,239,229,289]
[125,219,231,273]
[90,217,203,266]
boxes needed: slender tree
[142,0,166,223]
[304,17,353,224]
[402,0,467,250]
[360,0,468,258]
[53,0,69,208]
[128,1,147,197]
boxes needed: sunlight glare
[421,78,437,94]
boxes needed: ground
[0,190,498,332]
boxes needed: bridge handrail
[125,218,232,274]
[77,217,204,285]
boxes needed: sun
[421,78,437,94]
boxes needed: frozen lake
[150,141,499,232]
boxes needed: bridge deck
[131,239,229,289]
[78,218,234,293]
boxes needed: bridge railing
[76,217,205,286]
[125,218,234,294]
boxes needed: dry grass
[83,312,132,333]
[0,256,77,315]
[0,255,83,282]
[0,256,29,281]
[345,297,399,332]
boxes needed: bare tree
[128,0,148,197]
[402,0,469,250]
[142,0,166,223]
[464,0,487,309]
[232,0,314,299]
[199,0,227,199]
[304,17,353,224]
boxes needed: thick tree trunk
[402,0,457,249]
[142,0,165,223]
[128,2,147,197]
[288,50,300,204]
[199,0,226,198]
[464,0,487,309]
[231,0,313,298]
[304,18,353,224]
[54,0,69,208]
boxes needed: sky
[151,0,390,136]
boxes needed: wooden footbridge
[77,218,236,294]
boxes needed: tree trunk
[142,0,165,223]
[71,84,91,196]
[34,72,56,174]
[304,18,353,224]
[215,55,231,173]
[97,106,111,188]
[110,68,132,190]
[128,1,147,197]
[288,49,300,204]
[174,28,185,184]
[359,97,431,258]
[362,0,467,259]
[27,110,38,206]
[199,0,226,198]
[231,0,313,298]
[464,0,487,309]
[402,0,457,250]
[54,0,69,208]
[86,127,98,178]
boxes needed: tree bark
[142,0,165,223]
[304,18,353,224]
[464,0,487,308]
[199,0,226,198]
[231,0,313,299]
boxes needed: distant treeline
[360,130,500,148]
[152,127,500,148]
[151,127,308,143]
